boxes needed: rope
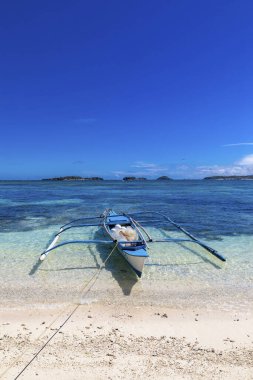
[1,242,118,380]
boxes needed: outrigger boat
[39,209,226,278]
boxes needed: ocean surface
[0,180,252,311]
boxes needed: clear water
[0,180,252,311]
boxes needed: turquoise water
[0,180,252,310]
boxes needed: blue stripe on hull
[121,247,148,257]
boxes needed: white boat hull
[119,249,146,277]
[103,210,148,277]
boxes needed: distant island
[41,175,175,181]
[204,175,253,180]
[123,177,147,181]
[42,176,104,181]
[156,176,172,180]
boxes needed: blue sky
[1,0,253,179]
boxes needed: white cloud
[196,165,247,176]
[236,154,253,166]
[112,155,253,179]
[131,161,168,173]
[223,142,253,147]
[131,162,160,169]
[113,161,169,178]
[195,154,253,177]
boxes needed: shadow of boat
[94,229,138,296]
[29,227,138,296]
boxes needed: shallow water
[0,180,252,310]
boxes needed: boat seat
[107,215,130,225]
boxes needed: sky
[1,0,253,179]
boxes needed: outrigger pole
[40,218,105,261]
[39,210,225,264]
[127,211,226,262]
[40,239,114,261]
[39,217,142,261]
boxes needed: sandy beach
[1,301,253,380]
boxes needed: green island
[42,176,104,181]
[156,176,172,180]
[204,175,253,180]
[122,177,147,181]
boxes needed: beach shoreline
[1,301,253,380]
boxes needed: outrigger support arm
[55,223,103,236]
[60,216,103,229]
[40,218,104,261]
[152,238,195,243]
[40,239,114,261]
[128,211,226,262]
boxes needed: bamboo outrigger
[39,209,226,277]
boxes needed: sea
[0,180,252,311]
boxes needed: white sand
[1,302,253,380]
